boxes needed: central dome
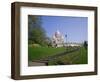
[55,30,61,37]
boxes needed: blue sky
[40,16,88,43]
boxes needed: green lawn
[28,46,66,61]
[48,47,88,65]
[28,46,88,65]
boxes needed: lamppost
[65,34,67,50]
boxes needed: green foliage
[83,41,88,49]
[28,44,41,48]
[28,15,48,46]
[28,40,34,44]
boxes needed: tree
[28,15,47,46]
[83,41,88,49]
[45,37,52,47]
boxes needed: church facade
[51,30,64,48]
[51,30,82,48]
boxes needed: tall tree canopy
[28,15,47,46]
[83,41,88,49]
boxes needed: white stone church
[52,30,64,47]
[51,30,81,48]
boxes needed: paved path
[28,61,46,66]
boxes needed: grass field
[28,47,66,61]
[48,47,88,65]
[28,46,88,65]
